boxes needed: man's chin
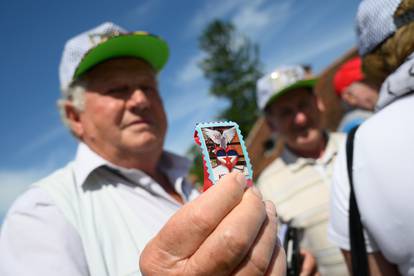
[293,132,310,143]
[124,134,164,151]
[294,132,322,147]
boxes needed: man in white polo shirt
[0,22,285,275]
[256,66,347,275]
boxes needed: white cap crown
[59,22,127,93]
[256,65,307,110]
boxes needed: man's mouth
[294,126,309,134]
[123,119,152,129]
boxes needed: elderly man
[0,22,285,276]
[256,66,348,275]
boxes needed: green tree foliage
[198,19,262,135]
[187,20,263,185]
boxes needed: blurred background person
[333,56,378,133]
[256,65,348,275]
[329,0,414,275]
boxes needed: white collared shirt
[0,143,199,276]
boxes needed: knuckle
[184,261,210,276]
[246,254,270,276]
[188,205,213,235]
[248,196,266,217]
[139,241,185,276]
[248,191,265,206]
[221,173,244,194]
[222,228,250,256]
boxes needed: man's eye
[140,85,156,93]
[298,101,309,110]
[106,86,129,94]
[279,109,293,118]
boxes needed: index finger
[153,172,247,259]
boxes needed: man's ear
[64,101,84,138]
[316,96,326,112]
[265,115,278,133]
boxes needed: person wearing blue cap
[0,23,285,275]
[329,0,414,275]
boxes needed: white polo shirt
[0,143,199,276]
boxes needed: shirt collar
[281,132,339,171]
[72,143,191,188]
[73,143,108,186]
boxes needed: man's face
[70,58,167,161]
[265,88,323,150]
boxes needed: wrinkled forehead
[265,88,314,112]
[78,57,156,83]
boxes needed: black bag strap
[346,125,369,276]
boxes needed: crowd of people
[0,0,413,275]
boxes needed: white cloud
[165,100,225,155]
[232,0,271,33]
[188,0,295,39]
[232,0,294,37]
[188,0,247,35]
[266,23,356,71]
[175,52,205,84]
[170,51,226,124]
[123,1,155,24]
[165,86,222,123]
[14,125,67,157]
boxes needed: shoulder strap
[346,125,369,276]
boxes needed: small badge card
[194,121,253,191]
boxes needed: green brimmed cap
[59,22,169,94]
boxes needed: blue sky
[0,0,360,221]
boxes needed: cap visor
[265,78,318,109]
[74,33,169,78]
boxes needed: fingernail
[249,185,262,199]
[235,172,246,187]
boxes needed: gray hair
[57,79,87,131]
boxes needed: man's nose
[126,89,150,110]
[294,111,307,126]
